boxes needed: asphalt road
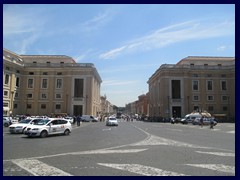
[3,120,235,176]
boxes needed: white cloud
[217,45,227,51]
[99,19,234,60]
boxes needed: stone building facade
[3,48,102,117]
[147,56,235,122]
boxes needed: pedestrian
[200,117,203,128]
[210,118,214,129]
[77,115,81,126]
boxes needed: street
[3,120,235,176]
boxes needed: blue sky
[3,4,235,107]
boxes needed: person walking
[77,115,81,127]
[200,117,203,128]
[210,118,214,129]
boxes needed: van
[81,115,98,122]
[181,113,202,124]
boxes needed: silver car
[106,117,118,126]
[9,118,43,134]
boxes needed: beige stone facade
[147,56,235,122]
[3,48,102,117]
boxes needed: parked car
[9,118,43,134]
[81,115,98,122]
[24,118,72,138]
[64,116,74,124]
[3,117,11,127]
[106,117,118,126]
[181,113,202,124]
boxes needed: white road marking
[185,164,235,174]
[102,128,111,131]
[12,159,72,176]
[98,163,187,176]
[196,151,235,157]
[226,131,235,134]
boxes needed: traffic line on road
[12,159,72,176]
[195,151,235,157]
[226,130,235,134]
[98,163,187,176]
[185,164,235,174]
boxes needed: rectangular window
[4,91,8,96]
[171,80,181,99]
[223,106,228,111]
[43,72,48,75]
[27,94,33,98]
[193,95,199,101]
[74,79,84,98]
[29,72,34,75]
[222,95,229,101]
[208,106,214,111]
[16,77,20,87]
[56,79,62,89]
[3,103,8,107]
[207,95,214,101]
[192,80,199,91]
[42,79,48,89]
[5,74,10,85]
[15,92,19,98]
[207,80,213,91]
[27,104,32,109]
[221,81,227,91]
[41,104,46,109]
[56,104,61,110]
[41,93,47,99]
[28,79,34,88]
[56,93,62,99]
[14,104,18,109]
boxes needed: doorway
[172,106,181,118]
[73,105,83,116]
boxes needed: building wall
[148,56,235,122]
[3,48,102,117]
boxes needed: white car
[24,118,72,138]
[106,117,118,126]
[64,116,74,124]
[81,115,98,122]
[9,118,43,134]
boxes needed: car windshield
[19,119,32,124]
[35,119,50,125]
[109,118,116,120]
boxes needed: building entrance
[172,106,181,118]
[73,105,83,116]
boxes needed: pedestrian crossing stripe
[195,151,235,157]
[12,159,72,176]
[98,163,187,176]
[184,164,235,174]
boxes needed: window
[3,103,8,107]
[74,79,84,98]
[192,80,199,91]
[15,92,19,98]
[27,104,32,109]
[207,95,214,101]
[57,72,62,75]
[208,106,214,111]
[27,94,33,98]
[5,74,10,85]
[221,81,227,91]
[56,93,62,99]
[192,74,198,77]
[56,79,62,89]
[43,72,48,75]
[14,104,18,109]
[193,95,199,101]
[41,93,47,99]
[222,95,229,101]
[41,104,46,109]
[207,80,213,91]
[171,80,181,99]
[223,106,228,111]
[4,91,8,96]
[16,77,20,87]
[42,79,48,88]
[28,79,34,88]
[56,104,61,110]
[29,72,34,75]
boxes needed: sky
[3,4,235,107]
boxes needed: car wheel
[64,129,70,136]
[4,123,9,127]
[40,130,48,138]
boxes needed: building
[100,95,114,115]
[3,48,102,117]
[147,56,235,122]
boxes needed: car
[202,118,217,126]
[24,118,72,138]
[81,115,98,122]
[106,117,118,126]
[9,118,43,134]
[3,117,11,127]
[64,116,74,124]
